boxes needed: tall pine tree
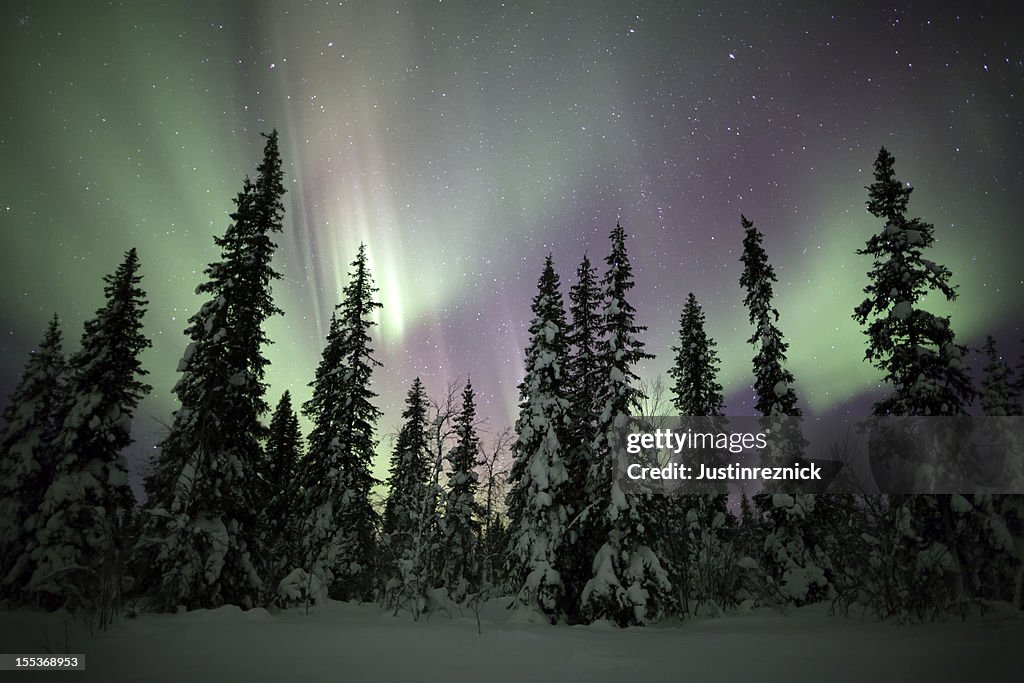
[670,293,725,418]
[853,147,973,416]
[852,148,979,612]
[260,391,304,595]
[963,342,1021,607]
[381,377,433,609]
[739,215,828,606]
[442,379,482,603]
[141,131,286,610]
[506,256,571,621]
[299,244,382,602]
[30,249,151,613]
[383,378,431,545]
[666,293,731,613]
[559,253,604,621]
[739,215,800,418]
[580,223,671,626]
[0,316,67,599]
[980,336,1021,417]
[738,213,808,473]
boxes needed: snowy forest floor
[1,599,1021,682]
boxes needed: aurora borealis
[1,2,1021,482]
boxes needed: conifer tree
[381,377,432,607]
[383,378,431,542]
[30,249,151,613]
[0,316,66,598]
[853,147,973,416]
[739,215,800,419]
[141,131,286,610]
[506,256,571,620]
[980,336,1022,416]
[442,379,483,602]
[851,149,977,613]
[551,253,603,620]
[963,339,1021,606]
[299,244,382,602]
[666,293,731,612]
[738,214,808,480]
[670,293,726,418]
[580,223,671,626]
[738,216,828,605]
[261,391,303,593]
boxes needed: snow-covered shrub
[276,568,327,610]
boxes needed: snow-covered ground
[1,600,1021,682]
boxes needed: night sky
[1,2,1021,483]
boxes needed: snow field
[1,599,1021,682]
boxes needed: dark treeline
[0,135,1022,629]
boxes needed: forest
[0,130,1021,634]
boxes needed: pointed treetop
[454,377,479,453]
[738,214,780,327]
[605,221,638,295]
[255,129,286,230]
[670,292,725,417]
[866,146,912,222]
[277,389,293,409]
[38,314,63,353]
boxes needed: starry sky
[1,1,1022,482]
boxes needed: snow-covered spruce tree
[506,255,571,621]
[580,223,671,626]
[949,494,1022,606]
[981,336,1022,417]
[739,215,800,420]
[260,391,304,598]
[29,249,151,617]
[670,293,726,419]
[395,381,461,613]
[0,315,66,600]
[381,377,432,611]
[383,378,430,553]
[298,243,382,603]
[850,148,977,616]
[442,379,483,603]
[739,215,828,606]
[552,253,603,620]
[666,292,734,614]
[141,130,285,611]
[853,147,973,417]
[967,341,1022,605]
